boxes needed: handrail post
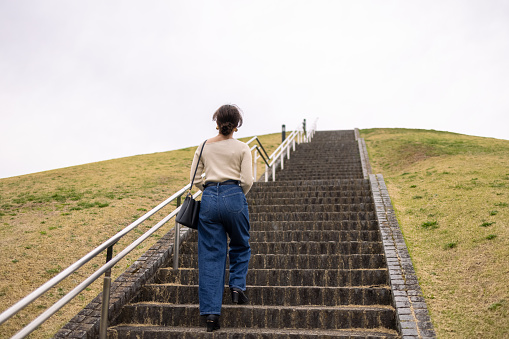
[173,196,182,270]
[99,245,114,339]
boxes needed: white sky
[1,1,509,179]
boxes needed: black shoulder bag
[175,140,207,229]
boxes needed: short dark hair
[212,104,243,136]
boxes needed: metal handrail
[264,120,317,182]
[265,130,300,181]
[10,192,203,339]
[246,136,271,181]
[0,183,191,326]
[249,144,270,167]
[0,184,195,338]
[0,122,314,338]
[268,130,298,161]
[246,136,270,163]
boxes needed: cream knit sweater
[190,139,254,195]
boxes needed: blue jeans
[198,184,251,316]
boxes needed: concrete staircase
[108,130,399,338]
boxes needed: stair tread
[182,240,383,244]
[175,254,386,258]
[158,268,388,272]
[155,268,390,287]
[135,285,393,306]
[109,324,400,337]
[250,203,373,206]
[145,284,391,289]
[250,230,378,234]
[125,302,395,310]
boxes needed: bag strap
[189,140,207,193]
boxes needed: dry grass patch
[0,133,281,338]
[362,128,509,338]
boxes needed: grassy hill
[0,133,282,338]
[361,128,509,338]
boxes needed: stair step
[155,268,390,287]
[179,241,384,255]
[114,304,397,330]
[108,325,400,338]
[275,176,365,181]
[287,160,362,163]
[277,169,363,174]
[282,158,361,163]
[249,229,382,241]
[248,196,374,205]
[133,285,393,306]
[251,220,378,232]
[250,179,370,188]
[181,220,379,236]
[248,191,373,200]
[248,188,372,196]
[185,229,381,242]
[249,204,374,214]
[250,211,377,222]
[281,151,360,155]
[172,254,386,270]
[276,168,363,174]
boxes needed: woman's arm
[240,143,253,195]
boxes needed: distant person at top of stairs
[189,104,254,332]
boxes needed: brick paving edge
[355,129,372,179]
[369,173,437,339]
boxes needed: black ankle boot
[231,287,249,304]
[206,314,220,332]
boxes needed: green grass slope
[0,133,281,338]
[362,128,509,339]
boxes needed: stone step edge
[175,254,385,258]
[248,201,374,204]
[238,230,380,234]
[249,203,374,206]
[180,240,384,245]
[248,206,375,210]
[247,224,379,226]
[124,303,395,311]
[143,283,391,291]
[108,325,400,337]
[158,268,388,272]
[249,188,371,191]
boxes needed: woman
[190,104,254,332]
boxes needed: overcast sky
[1,1,508,179]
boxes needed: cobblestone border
[370,174,436,338]
[358,137,372,179]
[53,226,193,338]
[354,128,361,141]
